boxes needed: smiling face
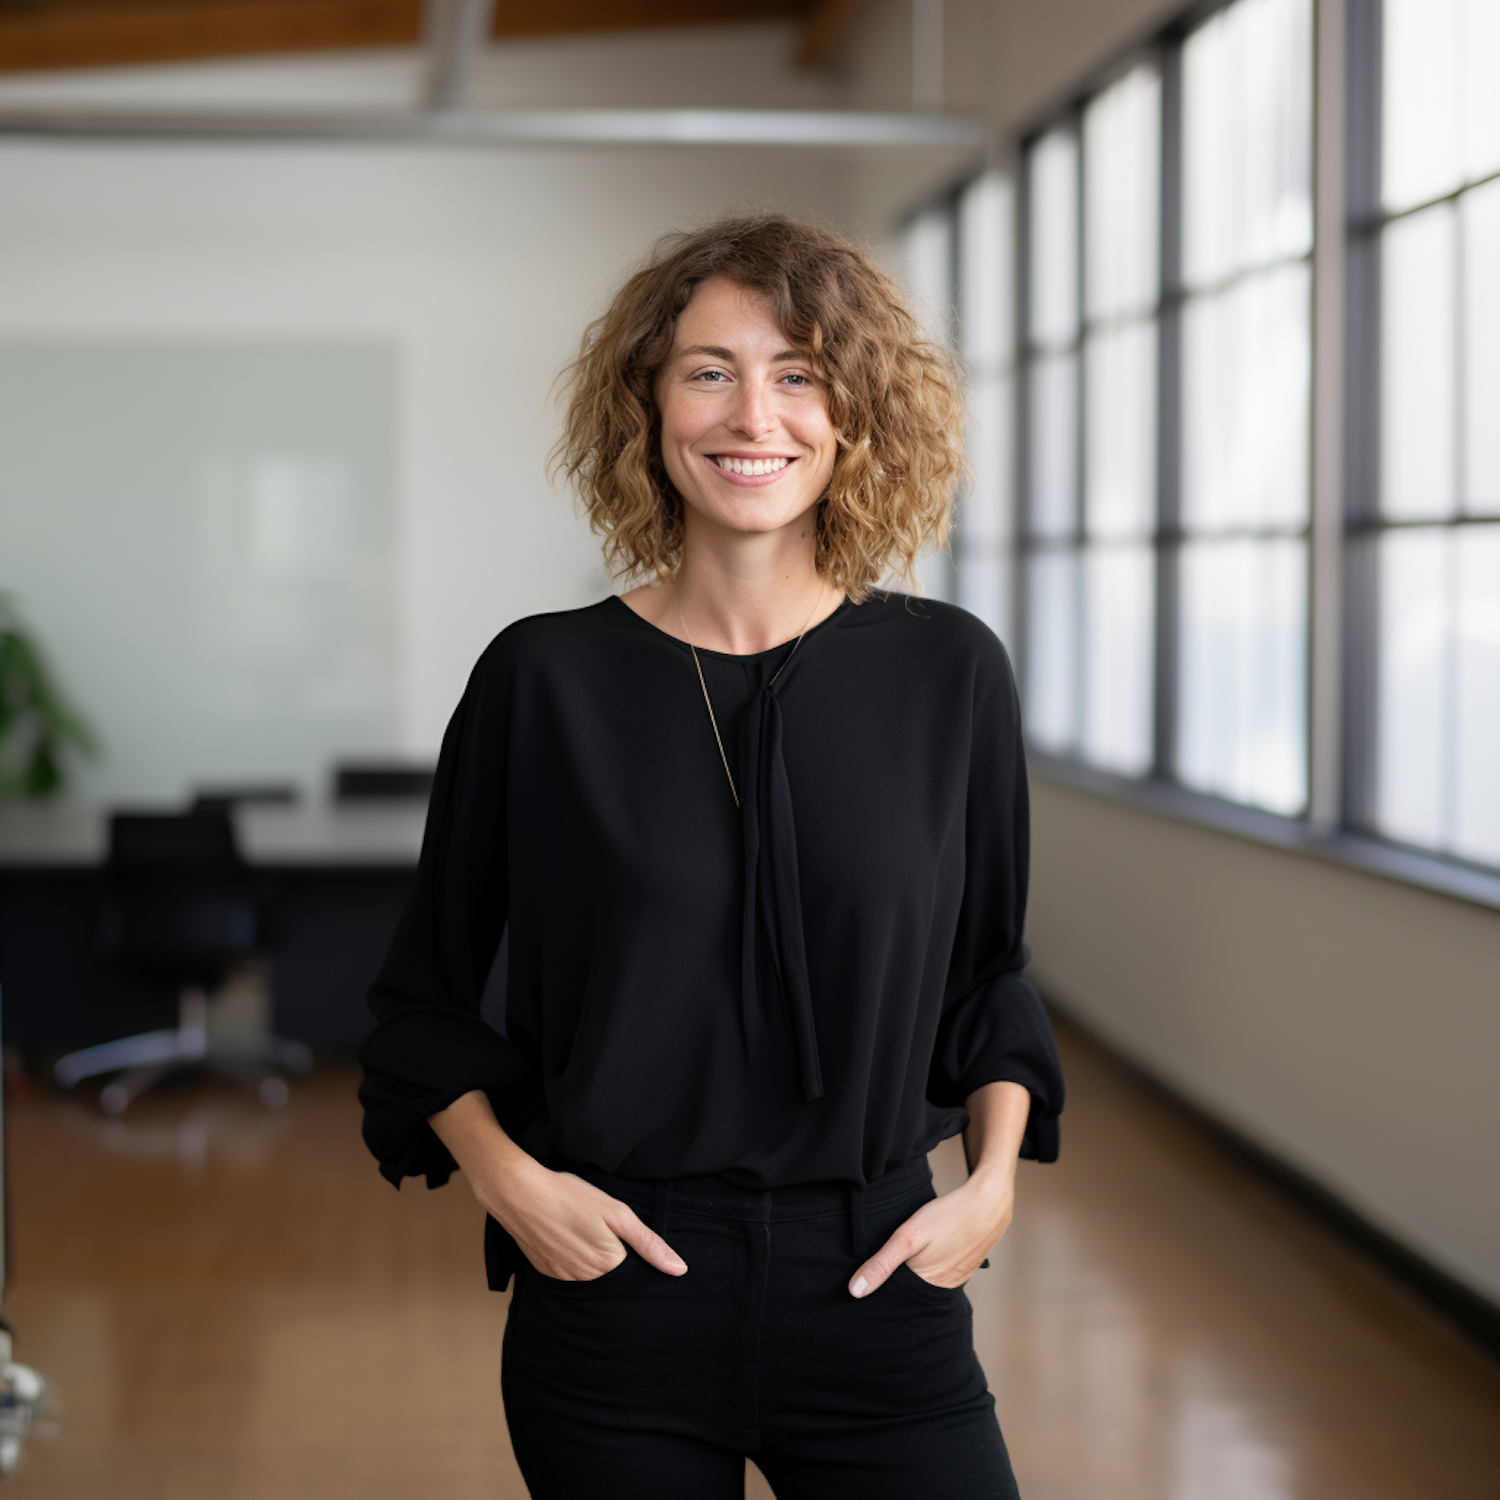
[654,276,838,547]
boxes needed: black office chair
[52,810,312,1115]
[333,761,435,803]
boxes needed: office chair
[51,810,312,1115]
[333,761,435,803]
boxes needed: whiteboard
[0,341,396,804]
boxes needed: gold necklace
[673,580,825,810]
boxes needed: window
[944,0,1500,888]
[1352,0,1500,866]
[1014,0,1312,810]
[903,203,960,603]
[1176,0,1312,814]
[955,173,1017,647]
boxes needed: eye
[694,369,730,383]
[781,372,810,387]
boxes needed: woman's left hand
[847,1167,1014,1296]
[847,1079,1031,1297]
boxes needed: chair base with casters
[59,808,313,1115]
[53,987,314,1116]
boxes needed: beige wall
[1027,777,1500,1303]
[836,0,1182,132]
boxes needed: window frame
[1343,0,1500,873]
[928,0,1500,912]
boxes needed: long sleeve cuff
[357,1007,539,1189]
[929,973,1064,1163]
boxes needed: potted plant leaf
[0,594,97,800]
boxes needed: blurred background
[0,0,1497,1496]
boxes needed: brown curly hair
[551,213,966,602]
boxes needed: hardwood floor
[8,1021,1499,1497]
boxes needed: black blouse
[358,591,1064,1287]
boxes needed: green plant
[0,594,97,800]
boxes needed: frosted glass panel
[959,172,1015,373]
[1025,549,1079,750]
[1183,0,1312,289]
[1464,0,1500,183]
[1181,263,1310,531]
[1380,204,1457,520]
[1082,544,1154,774]
[1463,179,1500,515]
[958,552,1012,647]
[1084,63,1161,322]
[1178,536,1306,813]
[1454,524,1500,864]
[1375,523,1500,861]
[905,207,955,344]
[1382,0,1464,212]
[964,374,1012,547]
[1028,353,1077,538]
[0,342,396,804]
[1028,130,1079,349]
[1085,321,1157,540]
[1374,528,1449,847]
[1383,0,1500,211]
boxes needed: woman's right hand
[487,1156,689,1281]
[428,1089,688,1282]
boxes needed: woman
[358,214,1063,1498]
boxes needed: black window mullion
[1342,0,1383,833]
[1072,117,1088,756]
[1015,151,1036,714]
[1153,41,1184,784]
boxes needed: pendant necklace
[673,579,825,810]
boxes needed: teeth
[715,456,790,476]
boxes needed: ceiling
[0,0,863,75]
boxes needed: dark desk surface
[0,805,426,1052]
[0,803,426,870]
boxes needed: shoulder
[467,598,625,685]
[843,591,1016,682]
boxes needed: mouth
[708,454,795,478]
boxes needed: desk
[0,804,426,1057]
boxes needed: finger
[848,1231,921,1298]
[611,1206,688,1276]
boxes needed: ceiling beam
[0,104,986,148]
[423,0,496,109]
[0,0,810,76]
[796,0,865,70]
[0,1,423,76]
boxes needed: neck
[671,514,833,655]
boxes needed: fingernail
[850,1276,867,1298]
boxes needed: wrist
[963,1158,1017,1204]
[476,1141,548,1223]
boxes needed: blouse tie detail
[738,677,824,1103]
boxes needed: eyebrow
[677,344,805,363]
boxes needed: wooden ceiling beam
[0,1,423,75]
[0,0,812,75]
[488,0,808,42]
[796,0,865,70]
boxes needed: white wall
[0,27,912,793]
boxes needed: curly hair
[551,213,966,602]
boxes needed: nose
[727,380,776,440]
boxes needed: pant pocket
[524,1243,639,1295]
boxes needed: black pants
[500,1152,1020,1498]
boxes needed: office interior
[0,0,1497,1495]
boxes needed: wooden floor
[8,1021,1500,1498]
